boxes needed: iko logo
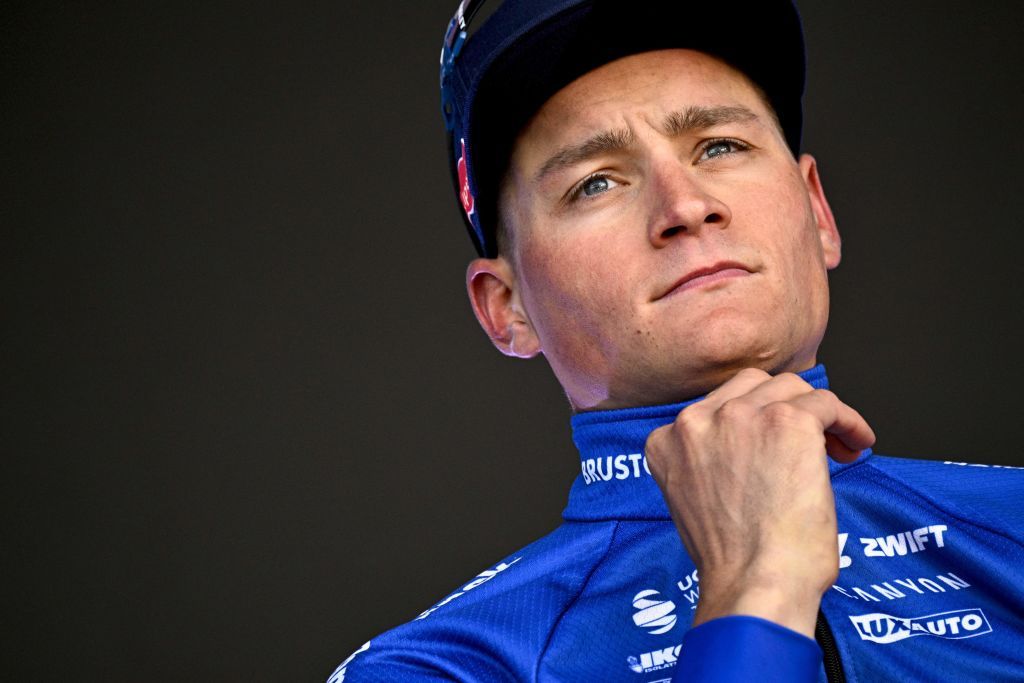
[850,608,992,644]
[627,645,681,674]
[632,590,677,634]
[415,557,521,620]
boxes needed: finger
[787,390,876,456]
[702,367,774,407]
[825,432,861,463]
[732,371,816,406]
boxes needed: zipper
[815,609,846,683]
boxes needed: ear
[799,154,842,269]
[466,257,541,358]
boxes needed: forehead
[513,49,774,162]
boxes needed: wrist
[693,581,823,638]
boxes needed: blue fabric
[330,366,1024,682]
[674,616,821,682]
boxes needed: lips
[656,261,753,300]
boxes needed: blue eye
[706,142,733,157]
[570,173,619,202]
[582,175,611,196]
[700,138,750,160]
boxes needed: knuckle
[673,403,706,431]
[644,426,668,456]
[735,367,769,381]
[717,398,754,422]
[778,372,811,390]
[813,388,837,403]
[644,427,678,482]
[761,401,806,425]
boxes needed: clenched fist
[645,368,875,637]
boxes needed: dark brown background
[5,1,1023,681]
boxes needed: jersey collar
[562,365,833,521]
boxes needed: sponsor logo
[415,558,521,620]
[838,532,852,569]
[943,461,1024,470]
[832,572,970,603]
[456,138,475,219]
[861,525,947,558]
[676,570,700,610]
[837,524,950,569]
[632,590,677,634]
[850,608,992,644]
[626,645,682,674]
[581,453,650,485]
[327,641,370,683]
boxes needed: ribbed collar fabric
[562,365,860,521]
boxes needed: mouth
[656,261,753,301]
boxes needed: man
[331,1,1024,680]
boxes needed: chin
[690,312,781,360]
[691,300,825,364]
[666,332,799,395]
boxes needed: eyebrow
[533,105,761,183]
[534,128,635,182]
[662,105,758,137]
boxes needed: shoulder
[861,453,1024,499]
[852,453,1024,537]
[328,520,618,682]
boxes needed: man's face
[468,49,841,410]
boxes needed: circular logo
[632,589,677,634]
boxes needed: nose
[647,158,731,247]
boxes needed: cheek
[521,246,606,313]
[746,175,823,269]
[518,238,635,340]
[734,176,829,323]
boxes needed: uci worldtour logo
[632,590,677,634]
[850,608,992,644]
[629,572,701,636]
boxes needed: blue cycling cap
[440,0,806,257]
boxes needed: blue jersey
[331,366,1024,682]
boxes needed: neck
[569,358,823,413]
[562,365,834,521]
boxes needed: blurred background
[5,1,1023,680]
